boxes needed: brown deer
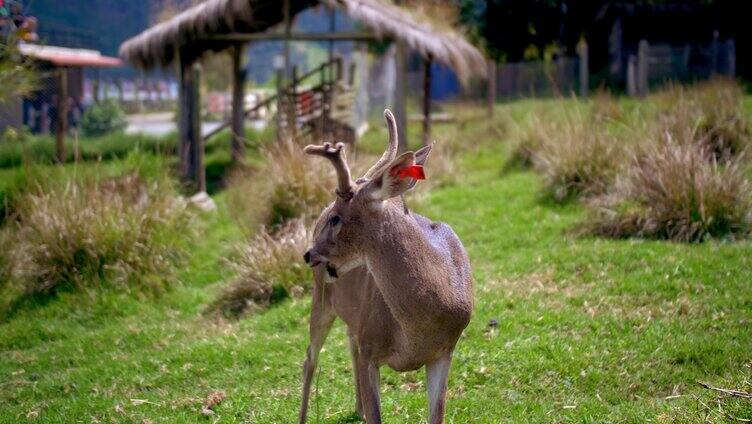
[298,110,474,424]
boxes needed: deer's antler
[362,109,399,180]
[304,142,354,200]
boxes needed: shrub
[531,104,623,202]
[693,79,750,161]
[0,130,176,168]
[506,116,547,171]
[208,219,311,318]
[226,138,335,233]
[655,79,750,162]
[582,135,752,242]
[6,167,194,295]
[80,100,128,137]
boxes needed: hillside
[25,0,353,81]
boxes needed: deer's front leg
[298,279,336,424]
[355,351,382,424]
[347,332,365,419]
[426,352,453,424]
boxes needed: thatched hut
[119,0,486,191]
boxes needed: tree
[0,37,36,105]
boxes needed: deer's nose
[303,250,312,264]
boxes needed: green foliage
[0,104,751,421]
[0,99,751,423]
[80,100,128,137]
[0,130,176,168]
[0,38,36,104]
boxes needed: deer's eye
[328,215,341,226]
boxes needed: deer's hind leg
[298,276,336,424]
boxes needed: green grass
[1,101,751,423]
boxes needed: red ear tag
[395,164,426,180]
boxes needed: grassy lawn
[1,100,751,423]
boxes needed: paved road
[126,112,223,137]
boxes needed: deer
[298,109,474,424]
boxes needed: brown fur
[299,110,474,424]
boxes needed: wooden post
[276,67,285,143]
[394,41,408,152]
[486,59,496,119]
[290,65,298,140]
[93,68,100,103]
[55,68,68,164]
[422,57,432,147]
[179,59,190,179]
[116,79,124,103]
[231,44,246,164]
[179,59,204,191]
[637,40,648,97]
[328,5,335,70]
[192,63,205,192]
[320,65,328,141]
[626,55,637,96]
[726,39,736,77]
[578,40,589,98]
[710,30,719,75]
[283,0,291,81]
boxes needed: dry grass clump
[693,79,750,160]
[208,219,311,318]
[530,105,624,202]
[655,79,750,162]
[506,121,545,171]
[582,135,752,242]
[5,172,193,295]
[226,138,335,233]
[590,89,623,124]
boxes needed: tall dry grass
[655,79,750,162]
[226,138,335,234]
[582,134,752,242]
[529,103,624,202]
[5,171,194,295]
[208,219,311,318]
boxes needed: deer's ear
[364,151,424,200]
[414,142,434,166]
[406,142,434,190]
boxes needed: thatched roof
[119,0,486,83]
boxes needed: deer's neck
[362,204,462,330]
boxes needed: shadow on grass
[0,287,68,324]
[326,411,363,423]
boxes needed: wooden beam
[422,57,432,147]
[231,44,246,164]
[55,68,68,164]
[205,31,379,42]
[394,41,408,152]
